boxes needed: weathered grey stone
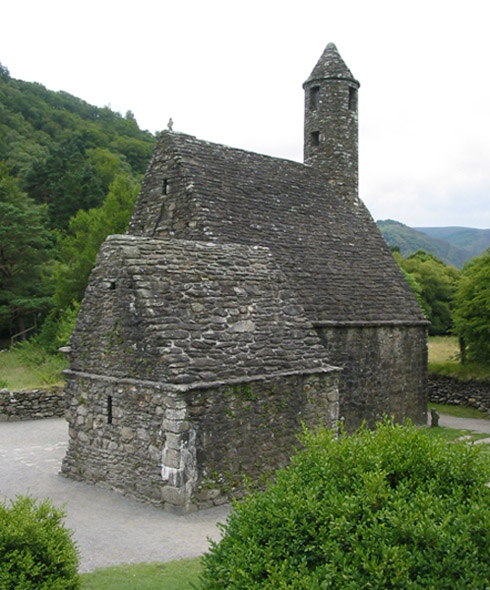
[428,375,490,413]
[60,42,427,513]
[0,388,64,422]
[165,408,187,420]
[162,419,190,434]
[121,427,134,441]
[161,485,187,505]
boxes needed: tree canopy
[394,250,460,336]
[0,164,53,336]
[453,248,490,363]
[0,69,155,230]
[53,173,139,310]
[0,67,155,340]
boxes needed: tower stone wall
[303,43,360,203]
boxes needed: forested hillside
[0,63,156,342]
[377,220,490,268]
[0,62,155,228]
[414,226,490,260]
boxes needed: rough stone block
[162,419,189,434]
[161,485,187,506]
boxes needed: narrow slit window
[348,87,357,111]
[163,179,169,195]
[311,131,320,147]
[107,395,113,424]
[310,86,320,111]
[109,281,116,290]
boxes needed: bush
[199,420,490,589]
[36,302,80,353]
[0,495,80,589]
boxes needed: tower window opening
[310,86,320,111]
[163,179,169,195]
[311,131,320,147]
[107,395,113,424]
[348,87,357,111]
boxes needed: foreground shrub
[0,495,80,589]
[200,420,490,589]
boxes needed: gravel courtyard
[0,418,229,572]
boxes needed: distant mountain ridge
[377,220,490,268]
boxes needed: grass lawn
[428,335,460,364]
[428,336,490,380]
[80,558,202,590]
[0,344,67,390]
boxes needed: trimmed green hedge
[0,495,80,589]
[199,420,490,589]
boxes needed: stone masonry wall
[428,374,490,414]
[61,373,168,507]
[61,368,339,513]
[0,387,64,421]
[316,324,428,431]
[184,370,339,510]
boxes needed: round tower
[303,43,360,202]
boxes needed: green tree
[453,248,490,363]
[0,62,10,81]
[53,174,139,309]
[25,137,106,229]
[394,250,460,335]
[87,146,131,193]
[0,164,53,337]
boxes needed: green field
[0,344,67,389]
[428,336,490,380]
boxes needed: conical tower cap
[304,43,359,87]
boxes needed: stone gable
[69,234,335,385]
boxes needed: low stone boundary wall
[428,374,490,414]
[0,387,65,421]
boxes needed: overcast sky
[2,0,489,228]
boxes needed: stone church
[61,44,428,513]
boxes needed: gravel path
[428,412,490,435]
[0,418,229,573]
[2,413,490,572]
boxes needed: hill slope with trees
[377,220,490,268]
[0,62,156,342]
[0,62,155,229]
[414,226,490,260]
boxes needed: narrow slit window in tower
[163,179,169,195]
[107,395,113,424]
[310,86,320,111]
[311,131,320,147]
[348,87,357,111]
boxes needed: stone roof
[69,235,335,386]
[303,42,359,86]
[128,132,426,325]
